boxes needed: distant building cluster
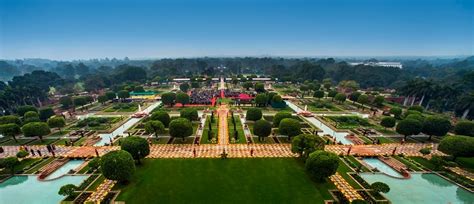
[349,62,403,69]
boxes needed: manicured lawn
[456,157,474,173]
[228,115,245,143]
[87,175,105,191]
[201,116,218,144]
[104,102,139,112]
[24,157,55,174]
[392,156,424,171]
[324,116,372,129]
[336,158,361,189]
[115,158,335,204]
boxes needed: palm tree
[399,79,421,106]
[458,92,474,119]
[417,80,434,107]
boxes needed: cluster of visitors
[190,90,220,104]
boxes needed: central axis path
[217,105,229,145]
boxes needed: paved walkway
[217,105,229,145]
[324,143,445,157]
[148,144,296,158]
[86,179,117,203]
[1,143,445,159]
[0,145,74,158]
[330,172,363,202]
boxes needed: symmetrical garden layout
[0,78,473,204]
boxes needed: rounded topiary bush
[101,150,135,182]
[246,108,262,121]
[120,136,150,164]
[305,150,339,181]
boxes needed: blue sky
[0,0,472,60]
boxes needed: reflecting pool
[360,173,474,204]
[0,175,88,204]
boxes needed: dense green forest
[0,56,473,117]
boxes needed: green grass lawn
[115,158,335,204]
[456,157,474,173]
[24,157,55,174]
[228,115,245,143]
[103,102,139,112]
[201,116,218,144]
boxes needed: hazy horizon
[1,0,473,60]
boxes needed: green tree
[396,119,422,139]
[438,135,474,159]
[338,80,359,93]
[16,150,29,158]
[98,95,108,104]
[253,120,272,141]
[105,91,116,100]
[150,111,171,127]
[313,90,325,100]
[23,111,40,123]
[246,108,262,121]
[454,121,474,136]
[117,90,130,101]
[176,92,190,107]
[0,123,21,143]
[0,115,21,125]
[272,95,283,103]
[273,112,292,127]
[389,107,402,119]
[323,78,332,90]
[357,95,369,110]
[422,116,451,140]
[334,93,346,104]
[255,94,268,107]
[419,147,431,156]
[58,184,78,198]
[2,157,19,175]
[349,92,362,103]
[291,134,325,159]
[21,122,51,141]
[255,83,265,93]
[39,107,55,121]
[380,117,396,129]
[47,116,66,133]
[408,105,424,113]
[133,86,145,92]
[179,83,190,92]
[161,92,176,107]
[305,151,339,181]
[180,108,199,121]
[120,136,150,164]
[169,118,193,141]
[405,113,424,123]
[73,97,87,110]
[373,95,385,107]
[59,96,73,109]
[327,90,338,100]
[243,82,253,90]
[266,92,277,104]
[300,85,309,97]
[17,105,37,116]
[145,120,165,138]
[371,182,390,193]
[101,150,136,182]
[279,118,301,140]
